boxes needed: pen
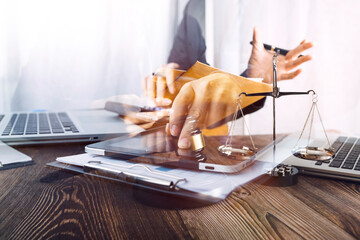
[250,41,303,57]
[152,69,187,81]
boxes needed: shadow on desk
[133,187,214,209]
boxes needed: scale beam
[239,90,315,99]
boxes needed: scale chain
[225,96,257,151]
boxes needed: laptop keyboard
[324,136,360,170]
[1,112,79,136]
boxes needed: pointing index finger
[169,83,194,137]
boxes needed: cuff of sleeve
[240,69,248,78]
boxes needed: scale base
[255,164,299,187]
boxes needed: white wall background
[209,0,360,136]
[0,0,186,112]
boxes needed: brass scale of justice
[217,50,335,177]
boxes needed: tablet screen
[86,127,274,173]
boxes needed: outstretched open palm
[247,27,313,84]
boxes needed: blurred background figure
[0,0,359,136]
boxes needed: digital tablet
[85,127,274,173]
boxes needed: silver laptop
[258,133,360,182]
[0,109,143,145]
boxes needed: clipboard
[47,131,280,202]
[47,157,225,203]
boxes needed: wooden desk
[1,139,360,240]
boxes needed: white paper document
[57,153,276,200]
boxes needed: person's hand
[121,110,170,130]
[167,72,241,149]
[142,63,187,107]
[246,27,313,83]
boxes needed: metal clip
[85,160,187,190]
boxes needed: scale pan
[292,146,335,161]
[217,145,256,160]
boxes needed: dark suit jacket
[167,0,265,126]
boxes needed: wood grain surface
[1,139,360,240]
